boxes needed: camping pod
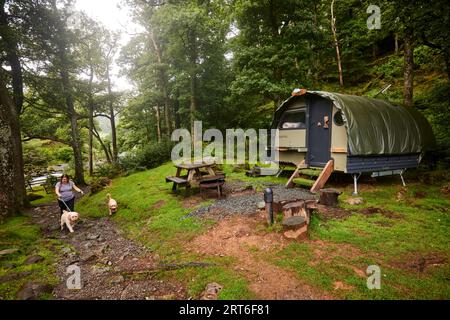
[272,90,435,193]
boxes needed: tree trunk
[174,91,181,129]
[187,29,198,136]
[403,30,414,107]
[331,0,344,87]
[88,66,94,176]
[189,74,198,136]
[0,81,23,218]
[91,124,112,164]
[395,33,399,55]
[149,30,172,136]
[163,87,172,136]
[0,1,23,111]
[155,105,162,143]
[106,67,118,163]
[0,1,27,209]
[269,0,283,105]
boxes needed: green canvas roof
[273,91,435,156]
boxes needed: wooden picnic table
[174,162,217,182]
[166,162,225,194]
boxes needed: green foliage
[22,140,72,176]
[120,140,174,172]
[89,176,112,195]
[95,164,124,179]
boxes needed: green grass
[0,215,61,300]
[75,163,449,299]
[27,186,56,206]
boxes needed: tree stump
[318,188,342,206]
[282,216,308,240]
[282,201,305,217]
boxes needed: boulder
[23,255,44,265]
[345,197,364,205]
[0,248,19,256]
[17,282,53,300]
[200,282,223,300]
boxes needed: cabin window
[279,109,306,129]
[333,111,345,126]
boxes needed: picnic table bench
[26,172,63,194]
[166,162,226,196]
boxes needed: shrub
[90,176,112,195]
[96,163,124,179]
[120,140,174,173]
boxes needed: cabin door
[307,97,332,167]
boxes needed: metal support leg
[275,167,283,177]
[400,170,406,187]
[352,173,361,196]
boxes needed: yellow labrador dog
[60,210,79,233]
[107,193,118,216]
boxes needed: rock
[110,275,124,284]
[0,248,19,256]
[23,255,44,265]
[257,201,266,209]
[67,254,80,264]
[84,242,93,249]
[0,271,32,284]
[86,233,100,241]
[81,253,97,262]
[91,266,109,275]
[17,282,53,300]
[200,282,223,300]
[283,225,308,240]
[345,197,364,205]
[61,246,72,254]
[47,224,60,232]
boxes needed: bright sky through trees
[74,0,142,90]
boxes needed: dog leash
[59,191,84,212]
[58,198,72,212]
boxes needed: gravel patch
[185,182,317,219]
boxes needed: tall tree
[0,78,23,217]
[0,0,29,212]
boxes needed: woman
[55,174,84,215]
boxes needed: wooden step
[310,160,334,193]
[293,178,315,187]
[299,169,322,177]
[285,160,307,188]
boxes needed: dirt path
[187,213,333,300]
[30,202,186,300]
